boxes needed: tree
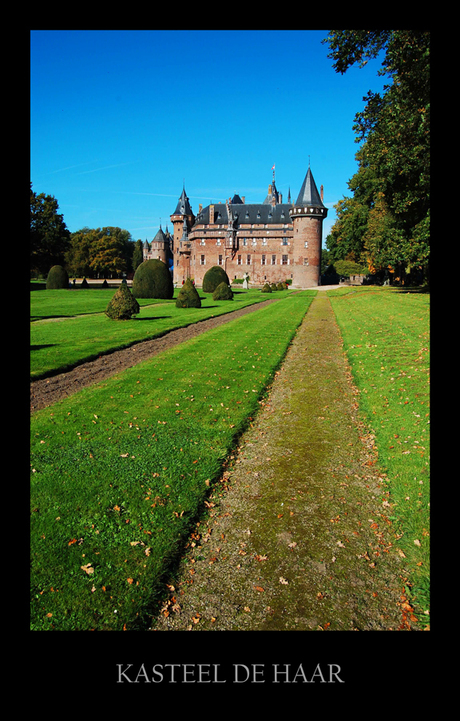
[65,227,135,278]
[30,184,70,276]
[324,30,430,282]
[132,240,144,271]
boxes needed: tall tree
[324,30,430,282]
[30,183,70,276]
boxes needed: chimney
[320,185,324,202]
[199,203,202,213]
[242,196,245,204]
[209,204,215,224]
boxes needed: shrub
[270,283,278,291]
[81,277,89,288]
[46,265,69,289]
[277,282,287,291]
[261,283,272,293]
[105,282,140,320]
[212,282,233,301]
[176,278,202,308]
[132,259,173,299]
[202,265,230,293]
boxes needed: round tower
[289,167,328,288]
[170,185,195,285]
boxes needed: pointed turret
[289,165,328,288]
[295,167,326,209]
[172,186,194,217]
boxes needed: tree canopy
[324,30,430,283]
[30,184,71,276]
[65,226,135,278]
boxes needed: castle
[142,165,328,289]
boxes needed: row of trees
[323,30,430,284]
[30,183,145,278]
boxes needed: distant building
[143,165,328,288]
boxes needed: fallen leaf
[279,577,289,585]
[81,563,94,575]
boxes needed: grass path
[151,293,418,631]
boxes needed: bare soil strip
[30,299,277,413]
[150,294,414,631]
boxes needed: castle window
[237,255,242,265]
[282,255,289,265]
[282,238,288,246]
[262,238,267,245]
[261,254,266,265]
[303,257,309,266]
[200,255,206,265]
[216,239,221,246]
[304,241,308,248]
[243,238,247,246]
[200,239,205,246]
[271,255,276,265]
[247,254,251,265]
[218,254,223,265]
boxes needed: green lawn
[30,291,316,630]
[30,287,283,380]
[328,286,430,616]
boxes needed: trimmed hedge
[105,282,140,320]
[212,281,233,300]
[176,278,202,308]
[46,265,69,289]
[202,265,230,293]
[132,259,173,299]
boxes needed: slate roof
[295,167,325,208]
[194,202,292,227]
[172,186,194,217]
[152,227,168,243]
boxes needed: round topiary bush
[132,259,173,299]
[105,282,140,320]
[46,265,69,289]
[176,278,201,308]
[202,265,230,293]
[261,283,272,293]
[212,281,233,301]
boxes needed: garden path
[150,293,414,631]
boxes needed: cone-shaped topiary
[176,278,201,308]
[270,283,278,291]
[132,259,174,299]
[46,265,69,289]
[105,282,140,320]
[277,281,287,290]
[202,265,230,293]
[212,281,233,300]
[261,283,272,293]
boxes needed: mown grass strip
[327,286,430,616]
[30,288,283,380]
[30,291,315,630]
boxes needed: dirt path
[150,294,413,631]
[30,299,277,413]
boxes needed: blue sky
[30,29,388,246]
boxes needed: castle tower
[289,167,328,287]
[170,186,195,285]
